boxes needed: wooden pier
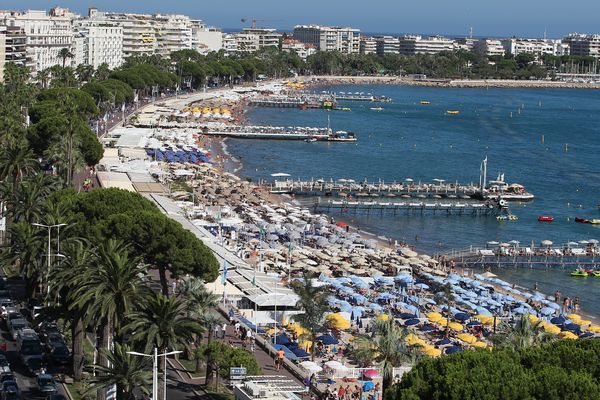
[313,200,501,216]
[438,242,600,269]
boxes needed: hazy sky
[3,0,599,38]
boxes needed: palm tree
[291,277,330,361]
[0,222,43,297]
[52,241,97,381]
[58,48,74,68]
[348,320,418,394]
[179,275,220,314]
[125,293,204,400]
[35,69,51,89]
[0,140,39,194]
[75,64,95,85]
[85,343,152,400]
[74,239,149,391]
[7,173,59,224]
[196,312,222,373]
[491,315,555,350]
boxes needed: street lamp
[32,223,67,300]
[128,349,183,400]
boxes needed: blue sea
[226,84,600,313]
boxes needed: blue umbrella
[316,334,339,345]
[420,324,435,332]
[415,283,430,290]
[467,321,481,327]
[275,334,291,345]
[445,346,463,355]
[580,332,595,339]
[363,382,375,391]
[454,312,470,322]
[400,312,417,320]
[404,318,420,326]
[369,303,384,311]
[435,339,451,346]
[512,306,529,315]
[564,323,581,333]
[530,294,545,302]
[551,316,566,325]
[539,307,555,316]
[476,307,493,316]
[352,294,367,304]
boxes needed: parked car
[46,395,67,400]
[36,374,57,396]
[0,301,14,319]
[1,380,20,400]
[43,332,66,351]
[8,319,28,341]
[49,345,70,366]
[0,355,10,374]
[0,373,15,385]
[24,357,44,377]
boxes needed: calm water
[227,84,600,312]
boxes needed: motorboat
[304,137,318,143]
[590,219,600,225]
[575,217,590,224]
[370,107,384,111]
[446,110,460,115]
[420,101,431,105]
[538,216,554,222]
[570,269,589,277]
[497,214,518,221]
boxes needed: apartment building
[293,25,360,54]
[501,38,559,57]
[562,33,600,58]
[153,14,193,57]
[192,22,222,55]
[359,36,377,54]
[0,8,75,73]
[0,25,27,81]
[281,39,316,60]
[398,35,455,55]
[473,39,505,57]
[222,34,238,56]
[375,36,400,55]
[242,28,281,48]
[73,21,123,69]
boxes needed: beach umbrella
[454,312,470,322]
[512,306,529,315]
[426,312,443,323]
[467,321,481,327]
[530,294,545,302]
[472,341,487,348]
[425,348,442,357]
[363,369,380,379]
[316,334,339,345]
[404,318,421,326]
[327,313,351,330]
[457,333,478,344]
[362,381,375,391]
[369,303,384,311]
[435,338,452,346]
[446,322,464,331]
[376,314,391,321]
[419,324,435,332]
[415,283,429,290]
[564,323,581,333]
[580,332,595,339]
[551,316,567,325]
[445,346,463,355]
[539,307,556,316]
[400,312,418,320]
[300,361,323,373]
[405,333,427,347]
[559,331,578,340]
[567,313,582,321]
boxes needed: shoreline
[297,75,600,90]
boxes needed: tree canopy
[387,339,600,400]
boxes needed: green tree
[291,277,329,360]
[491,314,554,350]
[85,343,152,400]
[58,48,75,68]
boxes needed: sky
[3,0,599,38]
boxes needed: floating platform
[312,200,502,216]
[204,126,356,142]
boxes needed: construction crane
[241,17,282,29]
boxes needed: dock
[438,241,600,269]
[203,125,357,142]
[312,199,502,216]
[249,91,392,109]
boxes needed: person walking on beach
[574,296,580,312]
[221,322,227,339]
[554,290,562,304]
[275,349,285,370]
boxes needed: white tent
[300,361,323,373]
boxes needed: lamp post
[32,223,67,300]
[128,349,183,400]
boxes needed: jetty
[249,91,392,109]
[312,199,504,216]
[439,240,600,269]
[203,125,357,142]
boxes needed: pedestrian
[250,337,255,353]
[234,321,241,337]
[276,348,285,370]
[229,307,235,324]
[574,296,580,312]
[338,385,346,400]
[213,324,220,339]
[221,322,227,339]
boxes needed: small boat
[420,101,430,105]
[304,137,318,142]
[446,110,460,115]
[589,219,600,225]
[497,214,519,221]
[592,271,600,277]
[575,217,590,224]
[370,107,384,111]
[571,270,589,277]
[538,216,554,222]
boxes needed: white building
[562,33,600,58]
[281,39,316,60]
[293,25,360,53]
[454,38,477,52]
[242,28,280,49]
[375,36,400,55]
[232,33,259,53]
[359,36,377,54]
[0,25,27,81]
[73,19,123,69]
[501,38,558,57]
[222,34,238,56]
[473,39,505,57]
[191,21,222,55]
[153,14,193,57]
[0,8,75,73]
[398,35,455,55]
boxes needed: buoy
[541,134,544,144]
[565,143,568,152]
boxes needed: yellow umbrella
[405,333,427,347]
[567,313,581,321]
[327,313,351,330]
[527,314,540,324]
[472,341,487,348]
[579,319,592,326]
[377,314,390,321]
[475,315,494,325]
[281,318,289,327]
[457,333,477,344]
[420,343,435,352]
[447,322,464,331]
[588,325,600,333]
[559,331,578,340]
[425,348,442,357]
[542,323,561,335]
[426,312,443,323]
[266,328,276,335]
[300,340,313,352]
